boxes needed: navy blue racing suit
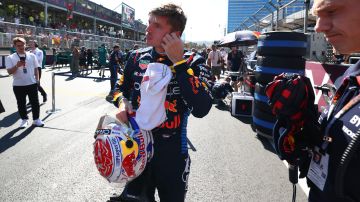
[112,47,212,202]
[308,61,360,202]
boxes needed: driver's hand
[115,98,133,125]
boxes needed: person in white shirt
[207,44,222,81]
[29,40,47,103]
[5,37,45,128]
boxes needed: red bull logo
[164,100,177,112]
[94,139,113,178]
[122,151,136,177]
[138,135,146,171]
[160,114,181,129]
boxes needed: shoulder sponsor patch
[139,59,150,70]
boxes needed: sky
[90,0,228,42]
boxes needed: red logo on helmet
[94,139,114,178]
[122,151,136,177]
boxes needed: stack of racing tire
[252,31,307,138]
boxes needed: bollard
[46,72,61,114]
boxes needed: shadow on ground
[0,126,36,153]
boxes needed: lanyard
[16,52,26,61]
[321,76,360,151]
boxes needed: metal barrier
[45,69,112,114]
[236,0,316,32]
[46,72,61,114]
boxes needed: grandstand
[0,0,146,68]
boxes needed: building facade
[227,0,268,33]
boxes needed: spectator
[10,45,16,54]
[41,44,47,69]
[52,48,58,69]
[5,37,44,128]
[227,46,244,92]
[29,40,47,103]
[200,48,207,59]
[86,48,93,74]
[207,44,222,81]
[125,44,139,62]
[108,45,122,94]
[70,46,79,76]
[219,47,227,74]
[79,46,87,75]
[97,44,107,78]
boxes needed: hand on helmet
[116,98,133,125]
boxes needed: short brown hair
[149,3,187,35]
[13,37,26,45]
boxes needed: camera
[20,57,26,61]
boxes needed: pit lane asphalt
[0,67,308,202]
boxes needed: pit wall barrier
[305,61,349,109]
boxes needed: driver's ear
[174,31,181,38]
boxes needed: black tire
[254,123,273,138]
[255,56,306,84]
[254,99,272,113]
[253,107,277,123]
[257,128,273,139]
[252,107,277,137]
[254,82,272,112]
[257,56,306,70]
[257,31,307,57]
[258,31,307,42]
[254,72,277,85]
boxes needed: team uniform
[112,47,212,201]
[308,61,360,202]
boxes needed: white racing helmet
[93,115,153,183]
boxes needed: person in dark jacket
[227,46,244,92]
[109,45,122,94]
[125,44,139,63]
[109,3,212,202]
[305,1,360,201]
[79,47,87,76]
[269,1,360,202]
[86,48,93,74]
